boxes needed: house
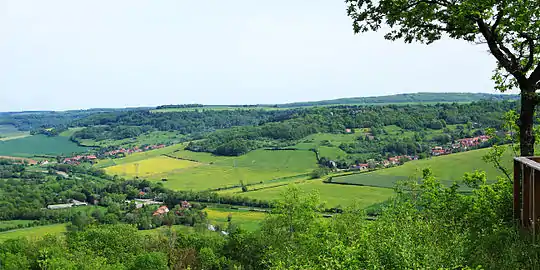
[47,203,73,210]
[71,200,88,206]
[388,156,400,165]
[181,201,191,209]
[431,147,446,156]
[352,163,369,171]
[345,128,352,133]
[153,205,169,216]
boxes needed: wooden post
[514,160,521,219]
[523,164,531,227]
[535,168,540,233]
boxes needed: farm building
[153,206,169,216]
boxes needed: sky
[0,0,510,111]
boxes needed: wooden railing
[514,157,540,234]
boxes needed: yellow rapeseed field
[105,156,201,177]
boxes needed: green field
[236,180,394,208]
[105,156,202,178]
[0,223,67,242]
[205,207,267,232]
[332,147,513,188]
[78,131,185,148]
[0,220,35,230]
[95,143,186,168]
[0,125,30,141]
[146,149,318,191]
[0,135,90,157]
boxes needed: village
[348,134,492,172]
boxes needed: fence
[513,157,540,235]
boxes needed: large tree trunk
[519,89,537,156]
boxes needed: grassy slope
[0,224,67,242]
[151,149,318,191]
[0,220,34,229]
[95,144,186,168]
[0,135,90,157]
[78,131,185,148]
[104,156,202,178]
[237,180,394,208]
[205,207,266,232]
[333,147,514,188]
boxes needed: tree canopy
[346,0,540,155]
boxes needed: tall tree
[346,0,540,155]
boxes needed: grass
[236,180,394,208]
[146,149,318,191]
[0,220,34,229]
[205,207,266,231]
[169,149,233,163]
[59,127,84,137]
[0,135,90,157]
[332,147,514,188]
[0,223,67,242]
[0,125,30,141]
[105,156,202,178]
[95,143,186,168]
[78,131,185,148]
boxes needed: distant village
[61,144,166,165]
[348,135,492,172]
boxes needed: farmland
[232,180,394,209]
[331,147,513,188]
[205,207,267,232]
[144,149,318,191]
[0,135,90,157]
[0,124,30,141]
[105,156,202,178]
[0,223,67,242]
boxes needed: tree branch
[521,33,536,72]
[476,19,514,72]
[531,65,540,85]
[477,19,528,85]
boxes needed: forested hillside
[277,92,519,107]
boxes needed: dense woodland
[186,101,517,157]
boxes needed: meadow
[235,180,394,208]
[105,156,202,178]
[95,143,186,168]
[205,207,267,232]
[0,124,30,141]
[145,149,318,191]
[0,223,67,242]
[0,135,90,157]
[332,147,513,188]
[0,220,34,230]
[77,131,185,148]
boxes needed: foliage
[345,0,540,156]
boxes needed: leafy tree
[346,0,540,155]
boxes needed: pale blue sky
[1,0,507,111]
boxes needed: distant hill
[276,92,519,108]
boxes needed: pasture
[95,143,186,168]
[0,135,90,157]
[105,156,201,178]
[0,223,67,242]
[146,149,318,191]
[0,220,35,230]
[332,147,513,188]
[78,131,185,148]
[205,207,266,232]
[0,124,30,141]
[236,180,394,208]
